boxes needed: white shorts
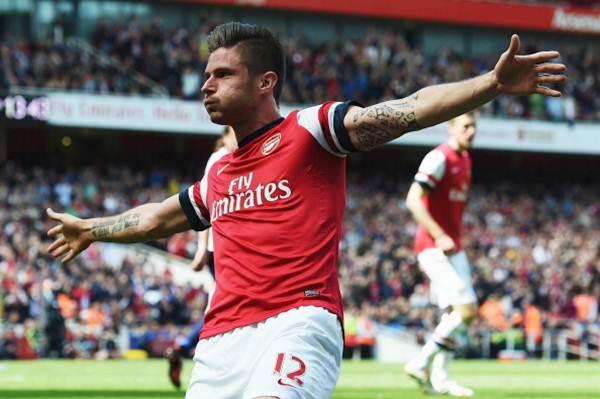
[417,248,477,309]
[186,306,343,399]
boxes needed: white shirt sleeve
[204,147,229,176]
[414,149,446,190]
[297,101,357,157]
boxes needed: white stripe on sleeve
[297,104,346,157]
[187,184,209,226]
[414,149,446,189]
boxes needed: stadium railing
[559,329,600,361]
[66,37,169,98]
[96,242,215,291]
[475,329,600,361]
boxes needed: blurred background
[1,0,599,366]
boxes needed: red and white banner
[183,0,600,35]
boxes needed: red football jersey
[414,143,471,254]
[180,101,357,339]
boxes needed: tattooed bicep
[345,94,422,151]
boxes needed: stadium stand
[1,0,599,366]
[0,162,208,359]
[1,19,598,121]
[1,162,598,359]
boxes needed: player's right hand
[435,234,456,255]
[46,208,92,263]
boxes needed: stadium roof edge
[178,0,600,36]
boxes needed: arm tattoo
[351,93,421,151]
[91,213,141,239]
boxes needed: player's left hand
[493,34,566,97]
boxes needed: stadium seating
[1,162,598,359]
[1,19,598,121]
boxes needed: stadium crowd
[0,37,157,97]
[1,18,597,121]
[1,162,598,359]
[0,162,207,359]
[342,174,600,356]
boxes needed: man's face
[201,46,257,125]
[448,114,477,151]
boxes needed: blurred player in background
[47,22,565,398]
[404,111,478,397]
[166,125,237,389]
[189,125,238,275]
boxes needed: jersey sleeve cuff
[333,100,362,153]
[415,178,434,191]
[179,190,208,231]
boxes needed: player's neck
[447,139,465,154]
[233,107,281,144]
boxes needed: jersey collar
[237,117,285,148]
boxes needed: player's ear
[258,71,278,93]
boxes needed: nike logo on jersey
[277,378,297,388]
[216,164,229,176]
[451,166,461,174]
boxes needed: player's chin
[207,111,228,125]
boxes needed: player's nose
[201,76,216,95]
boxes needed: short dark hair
[207,22,286,104]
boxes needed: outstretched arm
[344,34,566,151]
[47,194,191,263]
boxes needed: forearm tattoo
[91,213,141,239]
[351,93,421,151]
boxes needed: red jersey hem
[199,301,343,340]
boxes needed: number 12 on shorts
[273,352,306,387]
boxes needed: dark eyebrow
[205,67,236,79]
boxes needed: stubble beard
[207,110,227,125]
